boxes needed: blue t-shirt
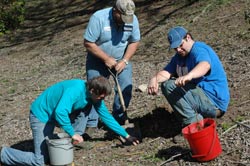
[30,79,128,138]
[164,41,230,112]
[84,7,140,60]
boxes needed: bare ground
[0,0,250,165]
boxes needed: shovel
[108,68,141,144]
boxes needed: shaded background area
[0,0,201,48]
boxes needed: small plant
[143,154,161,162]
[8,88,16,94]
[235,115,244,122]
[221,122,230,131]
[0,0,25,34]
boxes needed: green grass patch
[142,153,161,162]
[221,122,231,131]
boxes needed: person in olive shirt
[0,76,139,166]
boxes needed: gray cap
[115,0,135,23]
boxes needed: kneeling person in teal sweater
[0,76,139,166]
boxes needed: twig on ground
[148,137,161,143]
[158,151,190,166]
[227,159,249,166]
[222,124,237,135]
[237,100,250,107]
[115,151,145,157]
[222,120,250,135]
[0,118,14,127]
[223,149,238,156]
[232,120,250,130]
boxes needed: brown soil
[0,0,250,165]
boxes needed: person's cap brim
[170,40,182,49]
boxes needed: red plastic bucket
[182,118,222,162]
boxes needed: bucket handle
[191,125,217,158]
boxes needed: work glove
[125,135,140,146]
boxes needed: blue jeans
[86,57,133,125]
[161,79,217,126]
[0,110,90,166]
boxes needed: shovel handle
[115,76,126,112]
[108,68,126,113]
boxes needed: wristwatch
[122,59,128,65]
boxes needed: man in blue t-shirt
[0,76,139,166]
[148,26,230,127]
[83,0,140,126]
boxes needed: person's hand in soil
[125,135,140,145]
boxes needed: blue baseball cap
[167,26,187,49]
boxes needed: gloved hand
[125,135,140,146]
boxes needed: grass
[142,153,161,162]
[235,115,244,122]
[221,122,231,131]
